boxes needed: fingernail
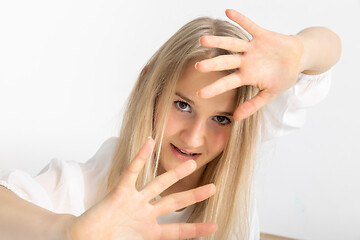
[199,36,203,44]
[195,62,199,70]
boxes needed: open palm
[69,137,217,240]
[196,9,304,121]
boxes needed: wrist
[291,34,310,74]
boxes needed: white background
[0,0,359,239]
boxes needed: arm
[69,137,217,240]
[196,9,341,120]
[0,138,217,240]
[0,186,74,240]
[296,26,341,75]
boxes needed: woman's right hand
[67,137,217,240]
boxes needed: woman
[0,9,341,239]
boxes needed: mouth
[170,143,202,161]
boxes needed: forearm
[0,186,75,240]
[296,26,341,75]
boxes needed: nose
[179,118,206,149]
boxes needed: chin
[159,155,181,172]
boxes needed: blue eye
[213,116,231,126]
[174,101,191,112]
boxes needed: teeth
[179,149,195,156]
[174,145,196,156]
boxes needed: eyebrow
[218,111,233,117]
[176,92,194,105]
[175,92,233,117]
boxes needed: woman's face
[158,62,237,178]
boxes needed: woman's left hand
[196,9,305,121]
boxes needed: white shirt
[0,69,332,239]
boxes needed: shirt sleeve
[261,68,332,141]
[0,137,117,216]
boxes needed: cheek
[208,126,231,156]
[162,109,181,139]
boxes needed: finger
[197,71,252,99]
[153,184,216,217]
[140,160,197,201]
[195,54,242,73]
[119,137,155,188]
[159,223,218,240]
[199,35,250,52]
[225,9,263,37]
[233,91,277,121]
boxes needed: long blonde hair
[106,17,260,239]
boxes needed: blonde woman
[0,9,340,240]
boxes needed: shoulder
[86,137,119,167]
[0,137,120,215]
[80,137,119,187]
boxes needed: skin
[69,60,239,239]
[158,62,237,197]
[0,9,341,240]
[68,138,218,240]
[196,9,341,121]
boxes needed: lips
[170,143,201,161]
